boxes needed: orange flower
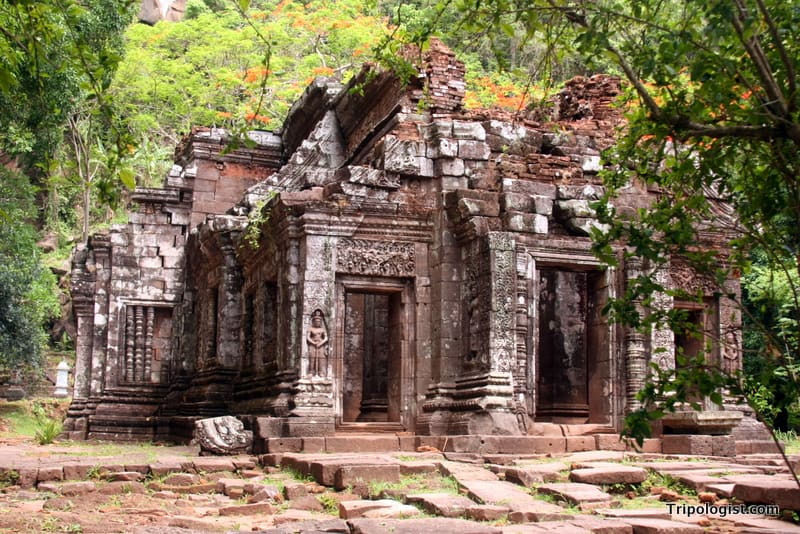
[244,66,271,84]
[312,66,334,76]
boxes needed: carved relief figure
[307,309,329,377]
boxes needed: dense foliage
[0,168,60,370]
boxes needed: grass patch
[0,401,39,437]
[368,473,460,498]
[640,472,696,497]
[777,430,800,454]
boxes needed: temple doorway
[335,278,412,429]
[535,268,610,424]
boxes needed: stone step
[260,433,656,455]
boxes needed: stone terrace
[0,440,798,533]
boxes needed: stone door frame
[526,252,619,427]
[333,275,416,431]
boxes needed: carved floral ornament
[336,238,416,277]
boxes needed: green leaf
[119,167,136,189]
[238,0,251,11]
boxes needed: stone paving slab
[405,492,477,517]
[339,499,420,519]
[536,482,613,506]
[569,465,648,484]
[669,472,725,492]
[619,517,705,533]
[731,476,800,509]
[242,518,350,533]
[502,518,634,534]
[732,517,800,532]
[458,479,570,523]
[438,460,499,481]
[703,482,735,498]
[348,517,503,534]
[499,524,591,533]
[596,508,671,520]
[502,463,568,486]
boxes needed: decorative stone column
[624,256,648,413]
[63,245,95,439]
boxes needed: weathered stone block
[500,192,533,213]
[711,435,735,457]
[566,436,596,452]
[504,212,548,234]
[661,435,713,455]
[253,417,285,439]
[457,197,500,218]
[325,435,399,453]
[458,140,490,160]
[595,434,626,451]
[452,120,486,140]
[36,466,64,483]
[334,465,400,491]
[437,158,465,176]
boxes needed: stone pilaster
[624,256,647,413]
[217,231,243,369]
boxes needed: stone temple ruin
[65,40,764,455]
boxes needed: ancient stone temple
[65,41,752,454]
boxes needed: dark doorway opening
[342,291,403,424]
[535,268,608,424]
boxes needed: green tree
[0,0,135,183]
[0,168,60,370]
[111,0,391,178]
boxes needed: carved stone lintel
[193,415,253,455]
[670,260,718,295]
[336,239,415,277]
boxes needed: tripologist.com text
[666,502,780,517]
